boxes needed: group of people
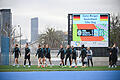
[35,44,52,67]
[12,43,31,67]
[12,43,94,68]
[57,44,93,67]
[12,43,52,68]
[107,43,119,68]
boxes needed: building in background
[0,9,12,52]
[20,39,28,45]
[0,9,12,65]
[31,17,39,42]
[0,9,12,37]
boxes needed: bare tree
[110,13,120,57]
[110,14,120,47]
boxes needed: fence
[0,36,9,65]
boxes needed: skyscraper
[0,9,12,65]
[0,9,12,37]
[0,9,12,51]
[31,17,38,42]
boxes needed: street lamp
[18,25,21,50]
[10,25,17,36]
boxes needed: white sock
[45,61,46,64]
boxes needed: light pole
[18,25,21,50]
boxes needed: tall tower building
[0,9,12,37]
[31,17,38,42]
[0,9,12,52]
[0,9,12,65]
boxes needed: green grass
[0,65,120,72]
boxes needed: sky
[0,0,120,42]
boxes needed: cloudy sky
[0,0,120,41]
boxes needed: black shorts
[38,55,41,58]
[65,54,71,59]
[46,54,51,59]
[60,56,64,59]
[15,53,19,58]
[109,55,112,62]
[38,54,44,58]
[25,55,30,60]
[40,54,44,58]
[43,53,46,57]
[72,56,76,60]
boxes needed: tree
[38,27,64,49]
[110,14,120,56]
[110,14,120,47]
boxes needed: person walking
[113,43,119,67]
[79,44,87,67]
[57,45,66,67]
[107,47,113,68]
[23,43,31,67]
[35,44,43,68]
[42,45,47,67]
[71,46,77,67]
[86,47,93,67]
[65,45,72,67]
[12,44,21,67]
[111,43,118,68]
[45,44,52,67]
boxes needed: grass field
[0,65,120,72]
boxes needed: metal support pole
[18,25,21,50]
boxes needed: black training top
[66,48,72,55]
[43,48,47,55]
[36,48,43,56]
[57,48,66,56]
[72,48,76,56]
[25,47,30,56]
[46,48,50,55]
[13,47,20,55]
[111,47,118,56]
